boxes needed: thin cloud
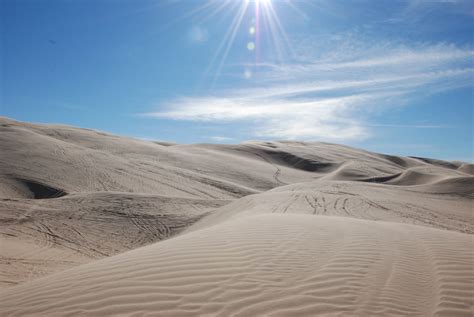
[142,41,473,141]
[144,93,379,141]
[208,136,234,142]
[261,43,474,81]
[365,124,448,129]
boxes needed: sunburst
[165,0,308,83]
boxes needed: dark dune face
[16,179,67,199]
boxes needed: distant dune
[0,116,472,316]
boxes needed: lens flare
[244,69,252,79]
[163,0,309,84]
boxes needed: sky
[1,0,473,161]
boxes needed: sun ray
[196,0,234,25]
[204,1,250,84]
[156,1,218,33]
[214,2,249,82]
[284,1,310,20]
[265,2,294,60]
[187,0,310,84]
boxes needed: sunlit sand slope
[1,214,472,317]
[0,192,228,288]
[188,179,473,234]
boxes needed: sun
[247,0,271,4]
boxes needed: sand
[0,116,473,316]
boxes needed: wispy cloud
[396,0,474,21]
[259,42,474,81]
[145,93,375,140]
[141,40,473,141]
[208,136,234,142]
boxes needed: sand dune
[458,163,474,175]
[2,116,452,200]
[1,215,473,316]
[187,179,473,235]
[1,116,473,315]
[0,192,228,287]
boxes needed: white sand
[1,116,473,316]
[2,215,473,316]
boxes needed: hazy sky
[2,0,473,160]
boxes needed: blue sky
[1,0,473,161]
